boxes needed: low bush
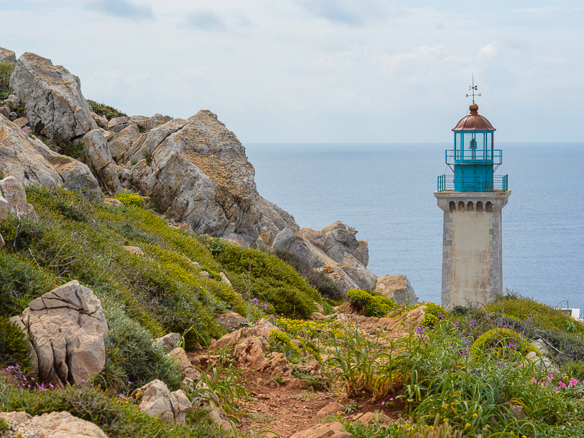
[115,193,145,208]
[0,317,32,371]
[87,99,127,120]
[486,293,584,336]
[471,328,539,359]
[211,242,320,318]
[0,61,14,100]
[0,382,224,438]
[346,288,398,317]
[269,330,301,361]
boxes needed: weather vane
[466,75,481,103]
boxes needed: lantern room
[437,102,507,192]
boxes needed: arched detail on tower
[449,201,456,213]
[486,201,492,212]
[458,201,465,211]
[476,201,483,212]
[467,201,474,211]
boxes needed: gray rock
[154,332,181,352]
[108,123,141,162]
[375,275,420,305]
[14,280,108,386]
[0,46,16,64]
[6,411,108,438]
[107,116,131,133]
[301,221,368,266]
[13,117,29,128]
[91,112,108,129]
[130,113,173,131]
[10,52,98,140]
[0,105,10,118]
[272,227,324,270]
[81,129,120,192]
[168,347,202,383]
[133,379,191,424]
[0,176,37,220]
[337,253,377,290]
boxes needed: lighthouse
[435,84,511,310]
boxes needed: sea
[245,143,584,312]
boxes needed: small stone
[154,333,181,352]
[316,402,345,420]
[311,312,326,320]
[290,423,335,438]
[357,412,391,425]
[13,117,29,128]
[123,246,144,257]
[103,198,123,207]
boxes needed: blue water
[245,143,584,311]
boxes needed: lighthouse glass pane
[455,133,462,159]
[463,133,476,159]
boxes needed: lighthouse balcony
[445,149,502,165]
[437,174,508,192]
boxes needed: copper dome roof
[452,103,496,131]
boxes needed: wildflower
[470,319,477,326]
[454,321,459,328]
[548,374,554,380]
[382,401,385,405]
[472,413,478,418]
[464,423,470,429]
[437,313,444,320]
[569,379,579,386]
[559,381,567,389]
[531,378,537,383]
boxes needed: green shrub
[212,243,320,318]
[0,61,14,94]
[103,301,181,391]
[269,329,301,360]
[274,250,343,301]
[0,382,224,438]
[115,193,145,208]
[0,317,32,371]
[299,338,322,363]
[422,302,448,329]
[486,295,584,336]
[471,328,539,359]
[346,289,397,318]
[87,99,127,120]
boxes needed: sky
[1,0,583,143]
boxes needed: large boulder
[11,280,108,386]
[0,46,16,64]
[132,379,191,424]
[130,113,173,132]
[301,221,369,266]
[375,275,419,304]
[119,110,295,245]
[272,227,324,270]
[81,129,120,192]
[0,176,37,220]
[10,52,98,140]
[108,123,141,162]
[1,411,108,438]
[0,115,100,192]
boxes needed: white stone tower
[435,90,511,310]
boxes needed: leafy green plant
[115,193,145,208]
[344,401,362,414]
[471,328,539,359]
[0,317,32,371]
[0,61,14,100]
[269,330,301,361]
[87,99,127,120]
[346,289,398,317]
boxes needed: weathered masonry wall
[434,191,511,310]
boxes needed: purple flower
[454,321,459,328]
[437,313,444,320]
[470,319,477,326]
[415,326,425,335]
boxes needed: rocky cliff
[0,48,417,300]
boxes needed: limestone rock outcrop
[1,411,108,438]
[10,52,98,140]
[0,46,16,64]
[117,110,296,246]
[81,129,120,192]
[273,221,378,293]
[0,115,100,192]
[11,280,108,386]
[375,274,420,304]
[154,332,181,353]
[132,379,191,424]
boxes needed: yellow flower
[464,423,470,429]
[473,413,478,418]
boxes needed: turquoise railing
[437,174,508,192]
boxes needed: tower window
[467,201,474,211]
[449,201,456,212]
[477,201,483,212]
[458,201,465,211]
[486,202,492,212]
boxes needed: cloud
[301,0,384,25]
[185,10,226,31]
[87,0,154,20]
